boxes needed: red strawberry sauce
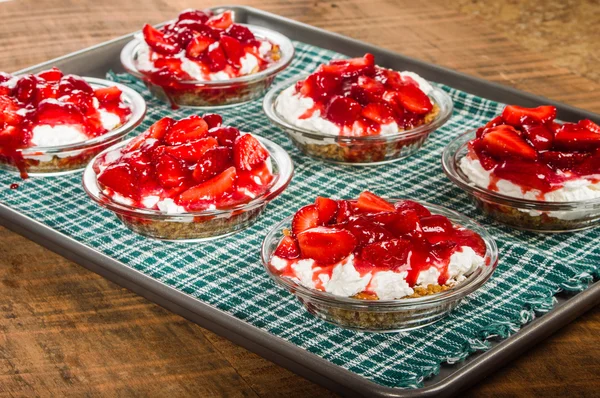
[290,54,434,136]
[0,68,131,178]
[271,192,486,298]
[466,105,600,197]
[94,114,274,212]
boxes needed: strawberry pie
[123,9,292,108]
[268,192,487,300]
[86,113,292,241]
[94,115,275,213]
[276,54,438,137]
[0,68,136,177]
[459,105,600,209]
[266,54,451,164]
[137,10,280,82]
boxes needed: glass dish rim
[120,23,295,87]
[442,129,600,210]
[261,200,498,308]
[82,133,294,219]
[14,77,146,154]
[262,73,454,143]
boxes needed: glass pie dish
[0,78,146,177]
[442,130,600,232]
[83,135,294,241]
[263,74,453,165]
[261,201,498,332]
[120,24,294,109]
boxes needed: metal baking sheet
[2,6,599,397]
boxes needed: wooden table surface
[1,0,599,396]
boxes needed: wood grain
[0,0,599,396]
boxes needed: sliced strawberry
[336,200,353,224]
[34,99,84,125]
[206,43,228,72]
[164,27,196,48]
[219,35,244,65]
[360,238,411,269]
[395,84,433,115]
[177,9,210,23]
[192,146,233,183]
[274,236,300,260]
[356,191,395,213]
[475,115,504,138]
[142,24,180,55]
[350,76,385,105]
[203,113,223,129]
[148,117,175,140]
[361,102,395,124]
[37,67,63,82]
[120,151,154,184]
[453,228,486,256]
[480,125,537,160]
[296,72,342,101]
[315,197,338,224]
[97,163,138,199]
[0,96,23,126]
[325,96,362,125]
[207,126,239,147]
[386,209,422,237]
[33,83,59,105]
[501,105,556,126]
[233,134,269,171]
[165,116,209,145]
[554,126,600,151]
[207,10,234,29]
[394,200,431,217]
[357,75,385,95]
[178,166,237,208]
[292,204,320,235]
[165,137,219,162]
[186,35,215,59]
[297,227,357,264]
[345,218,394,248]
[521,123,553,151]
[540,151,590,171]
[65,90,95,114]
[13,75,37,103]
[420,215,454,244]
[321,54,375,77]
[60,76,91,96]
[225,24,256,44]
[578,119,600,134]
[154,153,190,188]
[94,86,122,104]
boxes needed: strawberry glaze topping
[467,105,600,197]
[0,68,131,177]
[137,9,279,84]
[270,192,486,297]
[94,114,274,212]
[290,54,434,136]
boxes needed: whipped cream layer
[136,38,273,82]
[271,246,484,300]
[275,70,434,138]
[24,105,126,161]
[459,156,600,219]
